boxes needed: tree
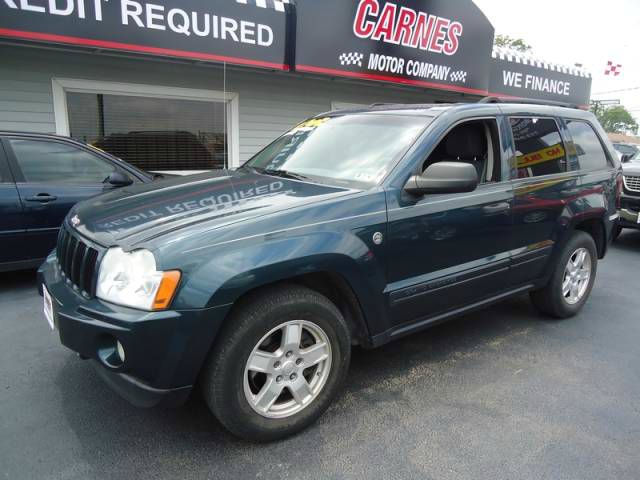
[591,105,639,134]
[494,34,532,53]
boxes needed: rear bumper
[38,255,231,408]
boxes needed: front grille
[624,175,640,193]
[56,226,100,297]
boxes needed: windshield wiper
[263,169,312,182]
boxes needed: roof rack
[479,96,583,110]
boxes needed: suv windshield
[244,113,432,188]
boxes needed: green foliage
[494,34,532,52]
[591,105,639,134]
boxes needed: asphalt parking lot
[2,232,640,480]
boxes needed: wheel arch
[572,216,607,259]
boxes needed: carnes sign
[295,0,495,95]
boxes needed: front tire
[201,284,351,442]
[530,231,598,319]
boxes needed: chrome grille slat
[624,175,640,193]
[56,225,100,297]
[64,236,76,275]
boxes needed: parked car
[616,159,640,236]
[0,132,153,272]
[612,142,639,159]
[39,102,621,441]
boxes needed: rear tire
[530,231,598,319]
[201,284,351,442]
[612,225,623,241]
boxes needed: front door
[3,137,118,261]
[385,118,514,328]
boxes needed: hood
[623,161,640,176]
[70,169,354,248]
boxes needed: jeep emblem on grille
[71,215,81,227]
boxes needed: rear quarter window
[566,121,610,171]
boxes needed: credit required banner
[294,0,495,95]
[0,0,290,70]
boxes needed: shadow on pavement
[54,292,544,475]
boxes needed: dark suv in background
[618,158,640,234]
[39,102,621,441]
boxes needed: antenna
[223,61,227,170]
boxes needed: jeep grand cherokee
[38,102,621,441]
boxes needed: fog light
[116,341,126,363]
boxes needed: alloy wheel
[562,247,592,305]
[243,320,332,419]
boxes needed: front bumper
[38,255,231,408]
[619,192,640,229]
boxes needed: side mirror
[404,162,479,196]
[106,171,133,187]
[621,154,633,164]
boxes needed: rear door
[4,136,120,261]
[507,116,582,285]
[0,139,28,268]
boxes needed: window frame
[562,118,615,171]
[507,115,570,181]
[0,139,15,184]
[52,77,240,170]
[3,136,135,185]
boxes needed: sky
[474,0,640,123]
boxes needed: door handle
[26,194,58,203]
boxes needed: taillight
[616,173,623,209]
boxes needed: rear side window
[510,118,566,178]
[566,121,610,171]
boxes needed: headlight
[96,248,181,311]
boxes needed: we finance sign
[295,0,495,95]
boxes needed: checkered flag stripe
[450,70,467,83]
[235,0,292,13]
[339,52,364,67]
[492,46,592,78]
[605,61,622,76]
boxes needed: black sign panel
[294,0,495,95]
[0,0,289,70]
[490,54,593,107]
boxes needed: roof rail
[478,96,583,110]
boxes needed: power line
[593,86,640,95]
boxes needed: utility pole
[590,99,620,117]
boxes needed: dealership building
[0,0,593,173]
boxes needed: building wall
[0,44,469,163]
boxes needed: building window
[52,79,239,173]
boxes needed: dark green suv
[39,102,621,441]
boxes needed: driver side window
[9,139,117,184]
[422,119,501,184]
